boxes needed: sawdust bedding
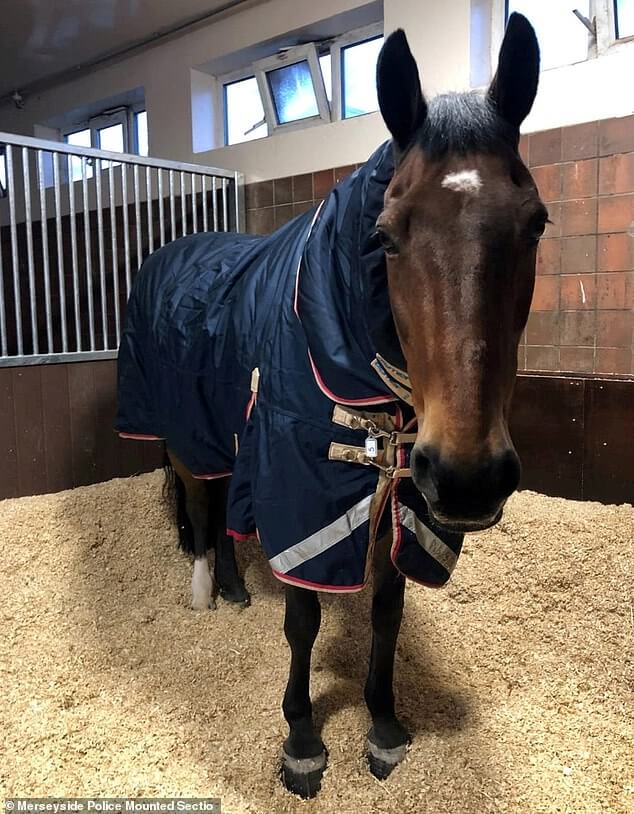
[1,470,632,814]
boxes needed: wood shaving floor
[1,471,632,813]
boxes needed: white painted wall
[0,0,632,182]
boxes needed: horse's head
[376,14,543,533]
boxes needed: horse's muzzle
[410,444,521,533]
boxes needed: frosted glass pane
[136,111,148,156]
[225,76,267,145]
[616,0,634,38]
[268,61,319,124]
[342,36,383,119]
[319,54,332,102]
[66,128,92,182]
[508,1,590,69]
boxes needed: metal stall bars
[0,131,245,366]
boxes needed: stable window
[0,149,6,198]
[255,44,330,133]
[219,23,383,146]
[63,106,147,179]
[615,0,634,38]
[341,35,383,118]
[135,110,149,156]
[224,75,268,145]
[319,53,333,101]
[474,1,634,87]
[506,0,592,70]
[65,128,92,182]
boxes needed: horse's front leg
[364,534,409,779]
[281,585,326,798]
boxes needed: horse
[116,12,543,797]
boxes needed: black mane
[417,92,518,157]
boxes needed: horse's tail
[162,448,196,556]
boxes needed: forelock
[416,92,517,157]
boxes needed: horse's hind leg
[281,586,326,798]
[167,451,215,610]
[207,480,250,607]
[364,533,409,779]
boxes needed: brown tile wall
[245,164,358,233]
[247,116,634,377]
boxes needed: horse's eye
[528,212,550,244]
[376,228,399,257]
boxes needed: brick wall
[245,116,634,377]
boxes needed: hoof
[281,749,327,799]
[219,584,251,608]
[366,738,408,780]
[192,559,214,610]
[191,596,216,611]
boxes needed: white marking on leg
[191,557,214,610]
[441,170,482,194]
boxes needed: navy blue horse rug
[116,143,464,592]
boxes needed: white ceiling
[0,0,249,97]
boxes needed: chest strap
[328,405,416,480]
[370,353,413,405]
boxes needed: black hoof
[366,735,409,780]
[281,749,327,799]
[219,584,251,607]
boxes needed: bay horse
[117,13,543,797]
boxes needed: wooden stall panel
[12,367,48,497]
[511,375,586,500]
[584,379,634,504]
[41,364,73,494]
[0,369,19,500]
[68,363,99,488]
[92,360,125,483]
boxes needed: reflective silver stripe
[399,506,458,574]
[269,493,373,574]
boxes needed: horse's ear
[488,12,540,130]
[377,29,427,152]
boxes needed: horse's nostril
[411,445,438,500]
[411,444,520,526]
[498,449,521,499]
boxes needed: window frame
[602,0,634,44]
[0,146,6,198]
[131,103,149,155]
[253,43,330,134]
[329,23,383,122]
[217,21,384,146]
[219,69,268,147]
[61,104,147,154]
[89,107,129,152]
[484,0,634,83]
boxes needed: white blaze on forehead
[441,169,482,194]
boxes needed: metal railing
[0,131,245,366]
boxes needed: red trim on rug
[389,452,445,589]
[306,348,395,406]
[402,413,417,432]
[226,528,256,542]
[291,202,396,408]
[271,569,366,594]
[118,432,164,441]
[192,471,232,480]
